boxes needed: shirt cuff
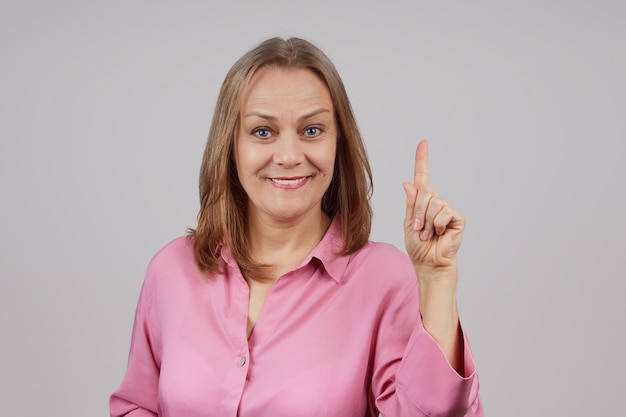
[395,322,481,416]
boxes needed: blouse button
[237,356,247,367]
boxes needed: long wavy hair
[190,37,373,281]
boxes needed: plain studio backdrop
[1,0,624,415]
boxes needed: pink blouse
[110,220,483,416]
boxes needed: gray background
[1,0,624,415]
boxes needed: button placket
[237,356,247,367]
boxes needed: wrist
[414,262,458,285]
[415,264,459,335]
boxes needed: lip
[267,176,311,190]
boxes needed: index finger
[413,139,430,187]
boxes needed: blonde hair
[190,37,373,281]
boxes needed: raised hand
[403,140,465,272]
[402,140,465,373]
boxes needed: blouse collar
[219,217,352,284]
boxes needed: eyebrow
[244,108,332,122]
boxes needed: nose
[272,132,303,168]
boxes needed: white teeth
[271,177,306,185]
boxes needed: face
[234,66,337,224]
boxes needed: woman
[110,37,483,417]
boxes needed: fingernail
[420,229,430,241]
[412,218,422,231]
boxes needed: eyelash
[304,127,321,137]
[252,128,272,139]
[251,126,324,139]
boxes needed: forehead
[241,66,333,112]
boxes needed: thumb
[403,182,419,230]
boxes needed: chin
[266,205,315,222]
[271,211,308,222]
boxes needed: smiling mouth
[269,177,309,186]
[269,177,310,187]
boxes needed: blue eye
[254,128,271,138]
[304,127,320,137]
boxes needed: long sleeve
[371,267,483,417]
[110,269,160,417]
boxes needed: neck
[246,209,332,269]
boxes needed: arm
[402,139,467,372]
[414,264,463,373]
[110,271,160,417]
[371,262,482,417]
[374,140,482,416]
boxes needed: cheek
[308,135,336,166]
[320,142,337,175]
[234,143,260,176]
[233,150,257,191]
